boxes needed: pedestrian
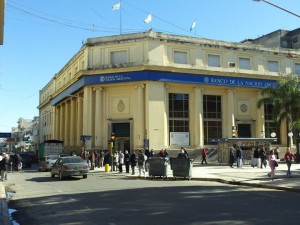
[137,149,146,177]
[252,147,260,168]
[113,152,119,171]
[150,149,154,158]
[0,153,10,181]
[144,148,150,172]
[163,149,169,158]
[229,147,235,168]
[201,148,208,164]
[159,149,165,157]
[236,147,243,168]
[177,148,188,158]
[130,150,137,175]
[267,149,276,179]
[284,147,297,176]
[124,150,130,173]
[260,148,267,169]
[118,151,124,173]
[99,150,104,168]
[274,147,280,159]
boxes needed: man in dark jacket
[0,154,10,181]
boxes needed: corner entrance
[238,124,251,138]
[112,122,131,153]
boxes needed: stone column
[59,103,64,141]
[93,87,103,148]
[256,91,265,137]
[64,101,70,146]
[227,89,235,137]
[194,86,203,147]
[69,98,75,147]
[76,96,83,147]
[83,87,93,150]
[135,84,145,148]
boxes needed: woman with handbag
[267,150,276,179]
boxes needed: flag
[190,20,196,31]
[144,14,152,23]
[112,2,121,10]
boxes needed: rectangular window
[169,93,189,132]
[203,95,222,145]
[111,50,127,65]
[208,54,220,67]
[268,60,279,72]
[264,102,281,144]
[174,51,188,64]
[295,63,300,75]
[239,57,251,70]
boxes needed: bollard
[105,164,110,172]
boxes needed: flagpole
[120,0,122,34]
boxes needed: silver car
[50,156,89,180]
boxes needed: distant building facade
[39,30,300,154]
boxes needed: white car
[38,155,59,171]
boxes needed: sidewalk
[89,161,300,192]
[1,161,300,225]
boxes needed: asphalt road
[5,165,300,225]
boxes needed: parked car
[50,156,89,180]
[39,155,59,171]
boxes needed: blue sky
[0,0,299,132]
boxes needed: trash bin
[147,157,169,179]
[170,157,193,180]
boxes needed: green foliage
[258,76,300,146]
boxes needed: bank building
[39,29,300,154]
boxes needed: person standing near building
[252,147,260,168]
[130,150,137,175]
[236,147,243,168]
[229,147,235,168]
[201,148,208,165]
[137,149,146,177]
[118,151,124,173]
[274,147,280,159]
[124,150,130,173]
[267,150,276,178]
[284,147,297,176]
[0,153,10,181]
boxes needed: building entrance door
[112,122,131,153]
[238,124,251,138]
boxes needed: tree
[257,76,300,147]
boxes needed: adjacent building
[39,29,300,154]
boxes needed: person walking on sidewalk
[130,151,137,175]
[0,153,10,181]
[260,148,267,169]
[284,147,297,176]
[118,151,124,173]
[229,147,235,168]
[236,147,243,168]
[267,150,276,179]
[201,148,208,164]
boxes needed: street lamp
[253,0,300,18]
[271,132,276,138]
[110,133,116,172]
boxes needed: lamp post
[253,0,300,18]
[110,133,116,172]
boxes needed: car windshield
[63,157,84,163]
[48,156,58,160]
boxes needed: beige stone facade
[38,31,300,154]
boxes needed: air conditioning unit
[229,62,236,68]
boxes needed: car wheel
[59,171,64,180]
[83,174,87,179]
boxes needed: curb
[0,183,10,225]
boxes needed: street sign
[0,132,12,138]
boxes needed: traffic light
[232,130,238,137]
[111,133,116,141]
